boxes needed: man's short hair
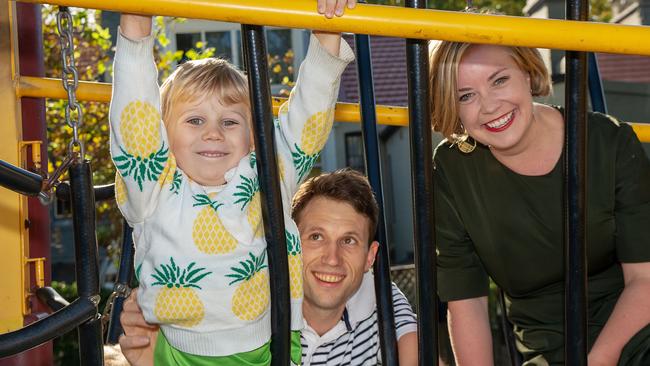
[292,169,379,242]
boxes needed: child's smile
[167,94,252,186]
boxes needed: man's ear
[365,241,380,272]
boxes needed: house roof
[596,53,650,83]
[338,34,409,106]
[335,35,650,103]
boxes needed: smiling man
[291,169,418,366]
[117,169,418,365]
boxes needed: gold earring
[457,135,476,154]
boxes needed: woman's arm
[588,262,650,366]
[447,296,494,366]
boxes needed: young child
[109,6,354,364]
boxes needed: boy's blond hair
[428,41,551,140]
[160,58,249,126]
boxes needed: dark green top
[434,110,650,365]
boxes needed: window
[173,26,304,90]
[54,197,72,219]
[176,32,202,63]
[206,30,242,64]
[266,29,294,86]
[176,30,242,66]
[345,132,366,173]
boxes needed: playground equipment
[1,0,649,365]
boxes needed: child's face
[167,93,253,186]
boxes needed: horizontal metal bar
[0,158,43,196]
[16,0,650,55]
[55,181,115,202]
[0,298,96,357]
[16,76,650,142]
[35,286,70,312]
[16,75,409,124]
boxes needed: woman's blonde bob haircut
[160,58,249,126]
[428,41,551,140]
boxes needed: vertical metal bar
[241,24,290,366]
[106,220,135,344]
[564,0,589,364]
[69,160,103,366]
[405,0,437,365]
[354,31,399,365]
[587,53,607,114]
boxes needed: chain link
[56,7,84,157]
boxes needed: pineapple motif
[135,263,143,282]
[285,230,303,300]
[250,151,285,182]
[234,176,263,238]
[115,173,127,206]
[292,109,334,181]
[192,194,238,254]
[113,101,168,191]
[226,252,270,320]
[151,257,212,327]
[158,154,182,194]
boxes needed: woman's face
[456,44,535,153]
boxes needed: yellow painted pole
[16,76,650,142]
[17,0,650,55]
[17,76,410,125]
[0,1,29,332]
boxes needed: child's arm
[110,15,175,223]
[120,14,152,40]
[313,0,356,54]
[273,4,355,189]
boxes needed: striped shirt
[301,272,417,366]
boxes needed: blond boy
[110,4,354,363]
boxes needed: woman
[429,40,650,366]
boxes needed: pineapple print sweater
[110,31,354,357]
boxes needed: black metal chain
[56,6,84,157]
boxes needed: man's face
[297,196,379,315]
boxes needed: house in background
[524,0,650,124]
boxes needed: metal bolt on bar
[564,0,589,364]
[405,0,438,365]
[241,24,290,366]
[354,24,399,365]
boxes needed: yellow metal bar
[631,124,650,144]
[0,1,29,331]
[16,0,650,56]
[17,75,410,125]
[18,76,112,102]
[16,76,650,142]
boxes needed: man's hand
[118,291,158,366]
[317,0,357,18]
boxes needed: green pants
[154,329,302,365]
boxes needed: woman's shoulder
[544,104,632,139]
